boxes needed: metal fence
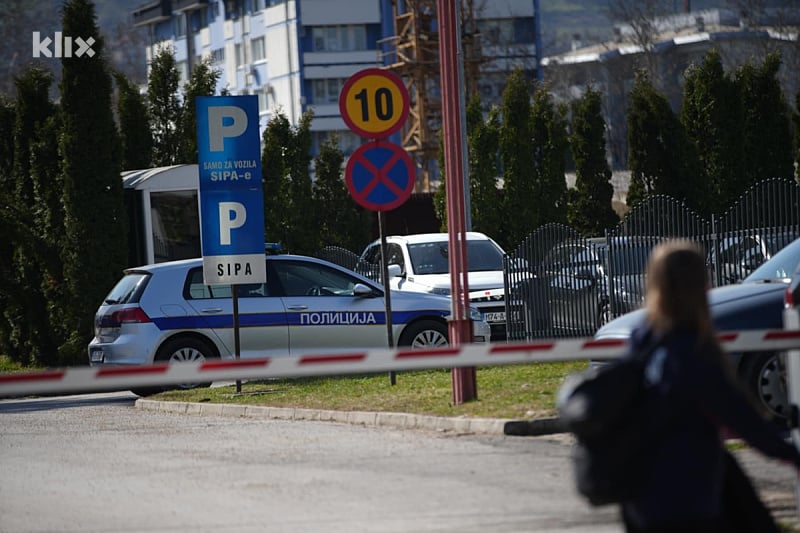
[314,245,383,281]
[505,179,800,341]
[314,179,800,343]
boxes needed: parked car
[708,229,800,285]
[511,236,658,338]
[595,236,800,422]
[360,232,509,341]
[88,253,491,395]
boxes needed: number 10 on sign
[339,68,410,139]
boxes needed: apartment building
[133,0,540,166]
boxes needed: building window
[235,43,243,67]
[251,37,266,62]
[478,19,514,46]
[311,25,368,52]
[253,0,267,10]
[190,8,208,31]
[258,88,270,113]
[311,78,347,105]
[478,18,535,45]
[211,48,225,64]
[174,13,187,38]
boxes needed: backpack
[556,336,664,506]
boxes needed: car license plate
[484,312,506,323]
[90,349,104,363]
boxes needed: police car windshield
[408,240,504,275]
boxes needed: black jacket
[620,325,800,529]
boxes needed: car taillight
[787,286,795,309]
[100,307,152,327]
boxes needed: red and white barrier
[2,329,800,398]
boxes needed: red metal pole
[437,0,476,404]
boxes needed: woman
[620,240,800,533]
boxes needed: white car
[361,232,508,341]
[88,253,491,395]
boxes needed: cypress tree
[0,97,15,358]
[30,109,66,367]
[567,86,619,236]
[261,109,316,254]
[261,112,291,248]
[530,85,569,226]
[285,110,316,254]
[7,68,62,365]
[500,67,536,250]
[626,70,700,210]
[433,94,503,238]
[177,57,220,164]
[147,46,180,167]
[60,0,126,363]
[681,48,743,214]
[735,52,794,185]
[312,133,371,251]
[15,68,64,366]
[114,71,152,170]
[467,95,502,240]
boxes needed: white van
[361,232,508,341]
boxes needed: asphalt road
[1,392,797,533]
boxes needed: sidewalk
[136,399,800,531]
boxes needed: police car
[88,254,491,394]
[360,232,509,341]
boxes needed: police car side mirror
[387,264,403,278]
[353,283,377,298]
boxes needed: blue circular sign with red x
[345,140,415,212]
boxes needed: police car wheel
[399,320,449,348]
[158,337,216,390]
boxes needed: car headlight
[469,307,484,322]
[429,287,451,296]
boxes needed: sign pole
[377,211,396,385]
[339,67,411,388]
[438,0,476,404]
[233,285,242,393]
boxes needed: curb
[135,399,564,437]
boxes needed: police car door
[184,265,290,358]
[269,258,387,354]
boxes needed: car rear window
[104,273,149,304]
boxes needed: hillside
[537,0,782,55]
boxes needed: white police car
[88,254,491,394]
[360,232,509,341]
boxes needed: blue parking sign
[196,96,266,285]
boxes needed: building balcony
[132,0,171,27]
[172,0,208,12]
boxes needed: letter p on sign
[219,202,246,245]
[208,105,248,152]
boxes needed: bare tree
[608,0,671,87]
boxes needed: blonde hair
[645,240,714,342]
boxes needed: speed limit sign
[339,68,410,139]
